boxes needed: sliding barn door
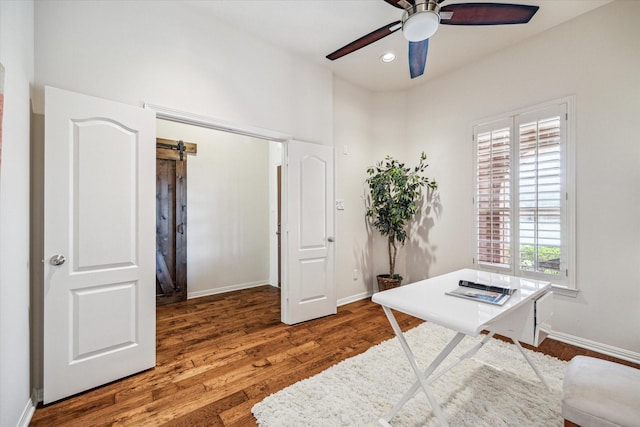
[282,140,336,324]
[43,87,156,403]
[156,145,188,305]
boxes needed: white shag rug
[252,322,566,426]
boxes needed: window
[473,99,574,288]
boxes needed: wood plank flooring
[30,285,639,426]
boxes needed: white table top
[372,268,551,336]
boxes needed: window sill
[551,284,578,298]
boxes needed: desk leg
[512,339,550,390]
[380,329,495,426]
[380,307,463,427]
[427,331,495,384]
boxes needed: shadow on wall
[359,185,441,292]
[405,188,442,283]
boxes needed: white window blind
[474,101,572,286]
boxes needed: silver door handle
[328,237,335,243]
[49,254,66,266]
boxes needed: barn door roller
[156,138,198,161]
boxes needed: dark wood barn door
[155,139,195,306]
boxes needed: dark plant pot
[376,274,402,292]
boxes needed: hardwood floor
[30,285,639,426]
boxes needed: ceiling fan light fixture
[402,1,440,42]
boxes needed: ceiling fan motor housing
[402,1,441,42]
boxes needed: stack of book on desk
[445,279,516,306]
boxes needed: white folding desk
[372,268,553,427]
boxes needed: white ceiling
[186,0,613,93]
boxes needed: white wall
[0,1,34,425]
[400,0,640,355]
[364,89,442,286]
[332,80,434,298]
[332,78,441,299]
[332,78,375,301]
[156,120,271,297]
[33,0,332,146]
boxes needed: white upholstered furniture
[562,356,640,427]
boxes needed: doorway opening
[147,103,337,325]
[155,118,283,303]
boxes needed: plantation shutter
[475,119,512,269]
[474,101,570,284]
[516,105,566,276]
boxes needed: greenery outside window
[473,98,575,289]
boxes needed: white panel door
[282,140,336,324]
[43,87,156,404]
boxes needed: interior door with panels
[43,86,156,403]
[282,140,336,324]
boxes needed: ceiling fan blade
[326,21,402,60]
[440,3,539,25]
[383,0,415,9]
[409,38,429,79]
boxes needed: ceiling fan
[326,1,539,79]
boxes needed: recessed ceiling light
[380,52,396,63]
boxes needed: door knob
[49,254,66,266]
[328,237,335,243]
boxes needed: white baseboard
[187,280,269,299]
[549,330,640,365]
[338,291,372,307]
[16,391,38,427]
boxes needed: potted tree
[366,152,437,291]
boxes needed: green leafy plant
[366,152,437,280]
